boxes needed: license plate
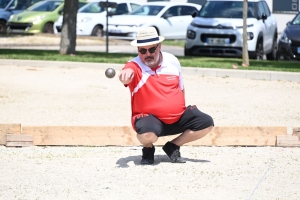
[206,38,230,44]
[298,47,300,53]
[10,29,24,33]
[108,29,122,33]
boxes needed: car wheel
[91,25,103,37]
[184,46,193,56]
[0,20,7,33]
[276,53,285,61]
[253,39,264,60]
[266,37,277,60]
[43,23,54,34]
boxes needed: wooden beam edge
[19,125,287,147]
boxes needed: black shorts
[134,105,214,137]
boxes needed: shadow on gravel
[116,155,210,168]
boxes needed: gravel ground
[0,146,299,200]
[0,62,299,129]
[0,61,300,200]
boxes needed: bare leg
[171,126,213,146]
[137,132,158,147]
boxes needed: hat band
[137,37,159,44]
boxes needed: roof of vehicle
[39,0,87,1]
[206,0,266,2]
[139,1,201,7]
[87,0,140,2]
[87,0,141,3]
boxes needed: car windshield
[291,13,300,25]
[129,5,164,16]
[198,1,255,18]
[27,0,62,11]
[0,0,11,9]
[79,2,105,13]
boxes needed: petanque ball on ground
[105,68,116,78]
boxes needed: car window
[28,1,62,11]
[163,6,180,17]
[130,3,140,11]
[79,2,105,13]
[78,2,86,9]
[261,1,270,16]
[180,6,198,16]
[0,0,11,9]
[14,0,29,9]
[130,5,164,16]
[58,2,86,13]
[292,13,300,25]
[113,3,128,15]
[198,1,255,19]
[257,2,265,17]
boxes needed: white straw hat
[130,27,165,47]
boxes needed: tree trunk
[59,0,78,55]
[242,0,249,66]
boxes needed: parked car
[53,0,141,37]
[185,0,278,60]
[277,12,300,61]
[0,0,43,32]
[107,2,201,40]
[6,0,88,34]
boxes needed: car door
[159,5,196,39]
[262,1,276,52]
[258,1,272,52]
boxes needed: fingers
[119,69,134,84]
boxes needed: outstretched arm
[119,68,134,85]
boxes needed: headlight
[32,15,46,23]
[9,15,14,21]
[81,17,91,23]
[187,30,196,39]
[247,32,254,40]
[279,32,291,43]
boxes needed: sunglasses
[138,44,160,54]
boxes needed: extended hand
[119,68,134,84]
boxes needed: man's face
[138,43,161,68]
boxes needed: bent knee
[137,132,158,144]
[138,132,157,139]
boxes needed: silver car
[185,0,278,60]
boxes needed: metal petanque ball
[105,68,116,79]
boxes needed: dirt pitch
[0,47,300,199]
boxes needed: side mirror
[286,21,291,26]
[107,11,114,17]
[191,11,197,18]
[261,13,267,21]
[162,13,172,19]
[58,10,63,15]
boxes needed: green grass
[162,39,186,47]
[0,49,299,72]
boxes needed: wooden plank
[6,134,33,142]
[22,126,286,146]
[293,127,300,136]
[6,134,33,147]
[158,126,286,146]
[276,135,300,147]
[22,126,140,146]
[6,141,33,147]
[0,124,21,145]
